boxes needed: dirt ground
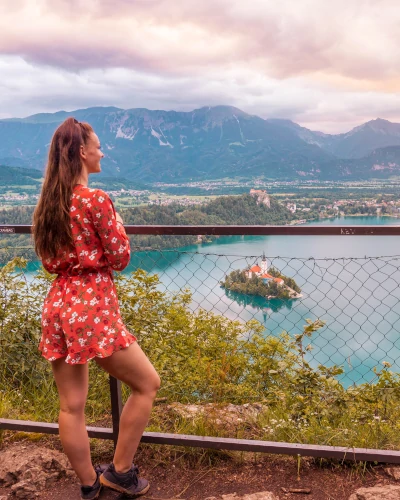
[0,434,399,500]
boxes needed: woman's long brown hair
[32,117,93,259]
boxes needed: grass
[3,382,400,454]
[2,262,400,463]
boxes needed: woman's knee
[59,397,86,415]
[152,371,161,393]
[128,370,161,397]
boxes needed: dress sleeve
[89,189,131,270]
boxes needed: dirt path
[1,451,397,500]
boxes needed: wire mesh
[125,247,400,385]
[3,236,400,450]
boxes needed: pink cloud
[1,0,400,132]
[0,0,398,86]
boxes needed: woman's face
[80,132,104,174]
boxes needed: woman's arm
[90,189,131,270]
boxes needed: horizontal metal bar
[2,418,400,463]
[0,418,113,439]
[140,433,400,463]
[2,224,400,236]
[123,225,400,236]
[0,225,31,234]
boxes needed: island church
[245,253,284,286]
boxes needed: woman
[32,117,160,500]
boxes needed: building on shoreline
[245,253,284,286]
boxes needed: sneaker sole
[81,484,102,500]
[100,476,150,497]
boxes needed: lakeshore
[124,215,400,387]
[16,214,400,387]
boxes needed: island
[220,253,302,300]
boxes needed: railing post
[109,375,123,449]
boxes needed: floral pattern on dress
[39,185,136,364]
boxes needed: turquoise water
[125,216,400,386]
[23,216,400,386]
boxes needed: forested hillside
[0,206,34,224]
[122,194,293,249]
[0,194,293,260]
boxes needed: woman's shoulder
[73,185,111,203]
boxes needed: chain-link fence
[3,229,400,457]
[127,248,400,386]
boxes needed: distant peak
[20,106,124,123]
[193,105,249,117]
[364,117,400,131]
[370,118,391,123]
[360,117,393,128]
[346,117,400,137]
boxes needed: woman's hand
[116,212,124,224]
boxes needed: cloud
[1,55,400,133]
[0,0,241,74]
[1,0,399,82]
[0,0,400,132]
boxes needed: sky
[0,0,399,133]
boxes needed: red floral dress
[39,184,136,364]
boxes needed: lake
[126,216,400,387]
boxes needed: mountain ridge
[1,106,400,182]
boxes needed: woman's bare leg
[95,342,160,473]
[51,358,96,485]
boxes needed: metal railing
[2,224,400,462]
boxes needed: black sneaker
[100,463,150,497]
[80,465,104,500]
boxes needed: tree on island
[220,261,301,300]
[267,266,301,294]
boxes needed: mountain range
[1,106,400,182]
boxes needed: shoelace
[95,464,105,474]
[128,465,139,486]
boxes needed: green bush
[2,258,400,451]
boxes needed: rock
[169,402,266,428]
[0,473,17,489]
[348,484,400,499]
[10,482,40,499]
[222,493,278,500]
[0,443,74,499]
[384,466,400,481]
[249,190,271,208]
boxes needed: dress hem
[39,335,137,365]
